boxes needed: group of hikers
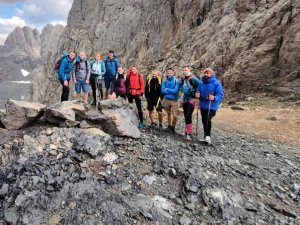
[57,50,224,144]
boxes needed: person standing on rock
[145,70,163,127]
[195,68,224,144]
[126,66,145,129]
[58,52,76,102]
[89,52,106,104]
[72,51,91,104]
[161,68,180,133]
[104,50,121,99]
[114,66,127,100]
[179,66,201,141]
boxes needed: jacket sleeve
[140,75,145,94]
[86,61,91,80]
[161,80,167,95]
[101,62,106,75]
[145,79,149,99]
[115,59,121,71]
[71,66,76,82]
[167,80,180,94]
[58,58,67,81]
[213,81,224,103]
[192,76,201,89]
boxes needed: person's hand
[64,80,69,86]
[73,80,77,84]
[208,94,215,101]
[195,92,200,98]
[85,80,89,84]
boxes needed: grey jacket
[72,60,91,81]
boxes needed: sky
[0,0,73,45]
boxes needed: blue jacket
[161,75,180,100]
[181,76,201,101]
[197,75,224,111]
[90,60,106,79]
[104,57,120,78]
[58,56,74,81]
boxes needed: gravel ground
[0,119,299,225]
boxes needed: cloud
[14,0,73,29]
[0,0,72,44]
[0,16,27,33]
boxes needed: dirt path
[214,104,300,147]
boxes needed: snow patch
[21,69,30,77]
[11,81,31,84]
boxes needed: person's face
[69,53,76,60]
[152,71,158,78]
[131,67,138,74]
[80,52,85,60]
[204,70,212,77]
[183,67,190,74]
[166,70,173,78]
[95,54,101,61]
[117,67,123,74]
[108,53,114,59]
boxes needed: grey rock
[0,183,9,196]
[0,99,46,130]
[44,101,85,126]
[180,215,192,225]
[4,207,19,224]
[15,193,27,207]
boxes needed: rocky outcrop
[0,99,46,130]
[35,0,300,104]
[44,99,141,138]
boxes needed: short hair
[183,65,190,69]
[166,68,173,71]
[108,50,114,54]
[94,52,102,58]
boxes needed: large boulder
[44,101,86,127]
[0,99,46,130]
[99,98,141,139]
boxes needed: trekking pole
[95,76,98,111]
[205,100,212,140]
[196,101,199,140]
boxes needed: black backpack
[75,60,88,73]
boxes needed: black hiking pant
[128,94,143,123]
[90,75,103,102]
[183,102,195,125]
[59,79,70,102]
[201,109,216,137]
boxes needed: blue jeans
[75,80,89,93]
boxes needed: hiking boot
[185,134,192,142]
[149,122,157,127]
[170,126,175,134]
[159,123,163,128]
[138,122,145,129]
[165,125,172,131]
[205,136,211,144]
[91,101,96,106]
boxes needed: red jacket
[126,69,144,96]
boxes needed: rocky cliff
[35,0,300,104]
[0,25,64,108]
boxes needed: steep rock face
[37,0,300,104]
[1,26,41,69]
[0,25,64,108]
[40,24,65,59]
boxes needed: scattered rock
[267,116,277,121]
[230,105,245,111]
[180,215,192,225]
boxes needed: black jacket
[145,77,162,101]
